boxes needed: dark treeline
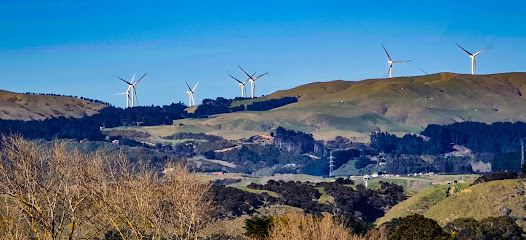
[319,181,406,222]
[370,132,452,155]
[246,96,298,111]
[193,97,246,117]
[24,92,114,106]
[375,214,524,240]
[371,121,526,155]
[332,149,362,169]
[0,103,189,141]
[163,132,225,142]
[211,185,279,218]
[423,121,526,153]
[0,95,299,142]
[193,96,298,117]
[273,126,320,155]
[247,180,406,223]
[471,171,522,185]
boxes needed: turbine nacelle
[457,43,485,75]
[116,73,147,108]
[238,66,268,98]
[185,81,198,107]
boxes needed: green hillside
[381,179,526,230]
[153,72,526,141]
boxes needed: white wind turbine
[185,82,198,107]
[382,45,411,78]
[229,72,255,98]
[117,73,147,107]
[456,43,485,75]
[115,74,135,108]
[115,89,131,108]
[238,66,268,98]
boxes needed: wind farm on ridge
[113,43,489,108]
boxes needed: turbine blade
[254,72,268,80]
[417,67,429,75]
[386,66,391,78]
[456,43,473,55]
[192,82,198,92]
[473,49,485,56]
[117,77,132,85]
[238,66,253,79]
[393,60,412,63]
[382,45,392,60]
[133,87,138,105]
[133,73,147,86]
[229,74,242,83]
[185,82,192,92]
[131,74,136,84]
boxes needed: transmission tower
[328,150,335,177]
[521,138,524,167]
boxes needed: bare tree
[269,212,365,240]
[0,135,214,240]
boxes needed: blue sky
[1,1,525,107]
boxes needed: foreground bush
[387,214,450,240]
[444,216,524,240]
[0,135,213,240]
[268,212,365,240]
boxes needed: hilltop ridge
[176,72,526,141]
[0,90,106,121]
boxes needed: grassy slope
[0,90,105,120]
[378,185,452,225]
[141,72,526,141]
[425,179,526,228]
[381,179,526,230]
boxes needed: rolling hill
[0,90,106,121]
[380,179,526,230]
[164,72,526,141]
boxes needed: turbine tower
[185,82,198,107]
[238,66,268,98]
[117,73,147,107]
[229,72,256,98]
[115,90,131,108]
[382,45,411,78]
[456,43,485,75]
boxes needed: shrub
[268,212,365,240]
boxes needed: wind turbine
[114,89,131,108]
[456,43,485,75]
[382,45,411,78]
[238,66,268,98]
[185,82,198,107]
[117,73,147,107]
[229,72,256,98]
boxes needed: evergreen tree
[244,216,274,240]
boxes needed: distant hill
[380,179,526,230]
[170,72,526,141]
[0,90,106,121]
